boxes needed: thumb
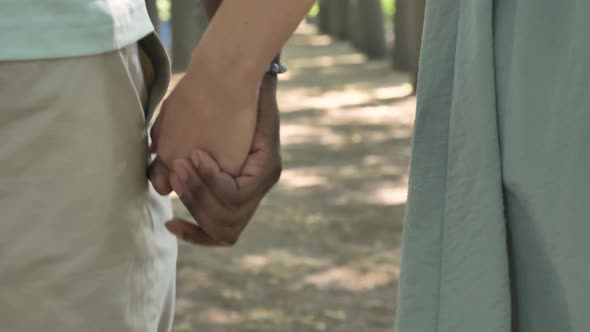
[149,157,172,195]
[165,219,223,246]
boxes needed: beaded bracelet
[266,62,288,75]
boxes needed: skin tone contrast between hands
[149,0,316,246]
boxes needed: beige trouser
[0,35,177,332]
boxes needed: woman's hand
[152,63,260,177]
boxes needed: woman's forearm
[187,0,314,84]
[200,0,282,65]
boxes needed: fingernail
[164,222,175,233]
[165,222,178,233]
[165,223,185,240]
[170,173,186,196]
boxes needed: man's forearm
[188,0,313,85]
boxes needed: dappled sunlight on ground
[240,250,330,271]
[286,53,367,71]
[280,169,329,189]
[171,22,415,332]
[301,264,396,291]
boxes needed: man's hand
[163,75,282,246]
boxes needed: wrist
[260,74,277,93]
[187,38,263,89]
[185,57,259,103]
[181,56,260,117]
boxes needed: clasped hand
[149,73,281,246]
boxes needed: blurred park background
[146,1,426,331]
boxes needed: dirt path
[172,23,416,332]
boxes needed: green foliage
[157,0,392,23]
[382,0,396,18]
[157,0,171,22]
[308,0,396,19]
[308,2,320,17]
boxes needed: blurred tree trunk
[318,0,330,34]
[412,0,426,89]
[326,0,348,40]
[347,0,364,49]
[347,0,386,59]
[145,0,160,33]
[393,0,426,90]
[171,0,209,73]
[393,0,412,71]
[359,0,386,59]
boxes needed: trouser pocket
[139,33,172,124]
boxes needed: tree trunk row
[318,0,426,89]
[146,0,209,73]
[321,0,386,59]
[150,0,426,83]
[393,0,426,89]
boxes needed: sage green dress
[395,1,590,331]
